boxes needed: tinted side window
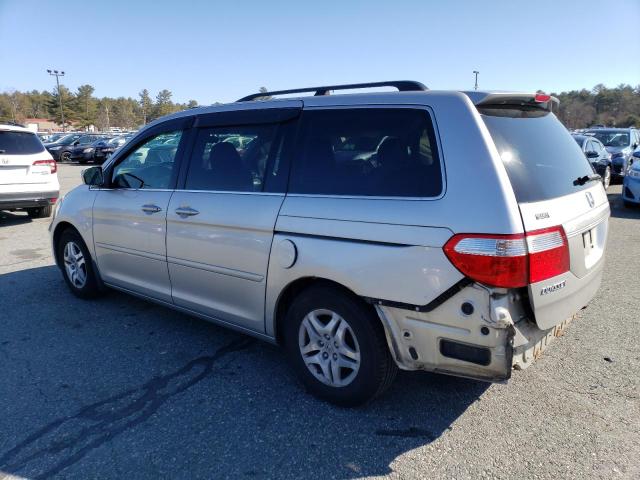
[112,131,182,189]
[185,124,280,192]
[289,108,442,197]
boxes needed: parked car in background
[93,135,132,163]
[51,81,609,406]
[584,128,640,180]
[622,150,640,208]
[69,136,108,164]
[0,123,59,218]
[572,134,612,189]
[45,134,103,162]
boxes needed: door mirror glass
[633,150,640,159]
[585,151,599,159]
[82,166,104,186]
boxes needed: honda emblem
[585,192,595,208]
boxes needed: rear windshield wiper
[573,174,601,186]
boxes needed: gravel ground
[0,164,638,479]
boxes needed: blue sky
[1,0,639,104]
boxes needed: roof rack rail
[237,80,428,102]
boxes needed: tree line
[551,83,639,129]
[1,83,638,131]
[0,85,199,130]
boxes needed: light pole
[47,69,66,131]
[473,70,479,91]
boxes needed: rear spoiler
[464,92,560,112]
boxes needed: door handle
[175,206,200,218]
[141,204,162,214]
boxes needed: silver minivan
[50,81,609,406]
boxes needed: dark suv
[45,134,103,162]
[584,128,640,179]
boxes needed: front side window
[185,124,280,192]
[112,131,182,189]
[289,108,442,197]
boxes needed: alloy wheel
[63,241,87,289]
[298,309,361,387]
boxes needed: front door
[93,128,186,302]
[166,114,296,332]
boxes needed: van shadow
[0,266,488,479]
[0,210,32,226]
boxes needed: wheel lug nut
[333,353,337,360]
[324,334,330,339]
[322,352,329,359]
[334,342,338,348]
[319,340,324,347]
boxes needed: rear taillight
[443,226,569,288]
[32,159,57,174]
[526,226,570,283]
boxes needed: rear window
[480,109,594,203]
[289,108,442,197]
[0,131,45,155]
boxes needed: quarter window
[185,124,280,192]
[112,131,182,189]
[289,108,442,197]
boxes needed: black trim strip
[364,277,473,313]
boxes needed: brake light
[534,93,551,103]
[32,159,57,174]
[443,226,569,288]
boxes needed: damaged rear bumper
[375,283,575,382]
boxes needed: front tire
[60,151,71,162]
[57,229,101,298]
[283,284,397,406]
[26,205,52,218]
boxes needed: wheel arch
[272,276,380,346]
[52,221,79,268]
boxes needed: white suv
[0,124,59,218]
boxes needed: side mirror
[586,151,599,159]
[633,150,640,159]
[82,166,104,186]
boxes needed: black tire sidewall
[57,229,100,298]
[283,286,392,406]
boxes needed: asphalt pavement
[0,164,638,479]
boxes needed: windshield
[0,131,45,154]
[480,109,595,203]
[588,131,630,148]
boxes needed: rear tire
[283,284,397,406]
[60,151,71,162]
[26,205,52,218]
[57,229,101,299]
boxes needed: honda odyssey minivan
[50,81,609,405]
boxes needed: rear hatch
[0,130,55,186]
[477,94,609,329]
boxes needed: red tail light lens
[443,226,569,288]
[534,93,551,103]
[526,226,570,283]
[32,159,57,174]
